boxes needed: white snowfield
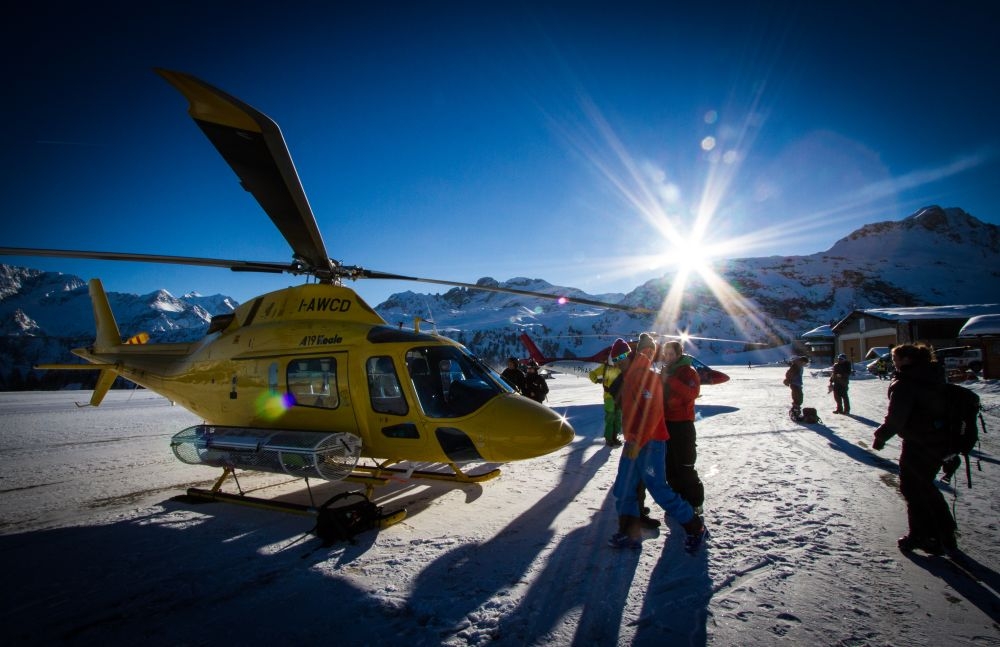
[0,367,997,645]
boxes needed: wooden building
[831,305,999,364]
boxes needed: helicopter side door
[271,353,360,434]
[358,354,431,459]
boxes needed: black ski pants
[832,383,850,413]
[899,439,955,544]
[665,420,704,509]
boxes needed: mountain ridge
[1,205,997,387]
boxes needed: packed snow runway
[1,367,997,645]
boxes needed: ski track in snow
[0,368,998,646]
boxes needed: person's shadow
[903,549,1000,623]
[631,519,712,646]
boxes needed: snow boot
[609,515,642,549]
[639,514,661,529]
[898,534,944,555]
[682,514,707,554]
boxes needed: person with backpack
[588,338,630,447]
[829,353,853,414]
[872,343,957,555]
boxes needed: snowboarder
[784,356,809,419]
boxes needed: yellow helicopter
[1,69,646,522]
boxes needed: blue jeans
[613,440,695,523]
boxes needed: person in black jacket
[829,353,853,414]
[522,361,549,403]
[872,343,955,555]
[500,357,526,394]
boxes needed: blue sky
[3,1,998,308]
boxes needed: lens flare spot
[557,296,569,305]
[255,392,292,421]
[701,136,716,151]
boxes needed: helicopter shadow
[0,499,429,645]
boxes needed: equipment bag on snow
[939,382,987,488]
[313,491,381,545]
[801,407,820,424]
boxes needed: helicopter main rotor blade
[156,69,336,279]
[0,247,290,274]
[357,269,652,314]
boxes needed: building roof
[959,314,1000,337]
[833,304,1000,332]
[801,324,833,339]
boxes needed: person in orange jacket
[608,334,707,553]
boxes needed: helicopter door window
[366,356,408,416]
[286,357,340,409]
[405,353,444,417]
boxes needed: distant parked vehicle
[935,346,983,373]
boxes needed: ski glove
[872,436,886,451]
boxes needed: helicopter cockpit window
[286,358,340,409]
[404,346,503,418]
[366,356,408,416]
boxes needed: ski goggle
[613,352,628,363]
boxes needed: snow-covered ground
[1,367,997,646]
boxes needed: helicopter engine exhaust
[171,425,362,481]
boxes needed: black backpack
[939,383,986,488]
[313,491,381,545]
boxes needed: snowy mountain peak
[828,205,999,258]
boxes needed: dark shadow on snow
[904,550,1000,623]
[632,518,712,646]
[695,404,739,419]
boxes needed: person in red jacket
[660,340,704,514]
[608,334,706,553]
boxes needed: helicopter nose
[475,394,575,462]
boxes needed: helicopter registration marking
[297,297,352,313]
[299,334,344,347]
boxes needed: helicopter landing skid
[182,487,408,531]
[179,467,407,530]
[347,462,502,497]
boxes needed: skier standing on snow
[659,340,704,514]
[829,353,853,414]
[588,338,630,447]
[608,333,706,552]
[872,343,956,555]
